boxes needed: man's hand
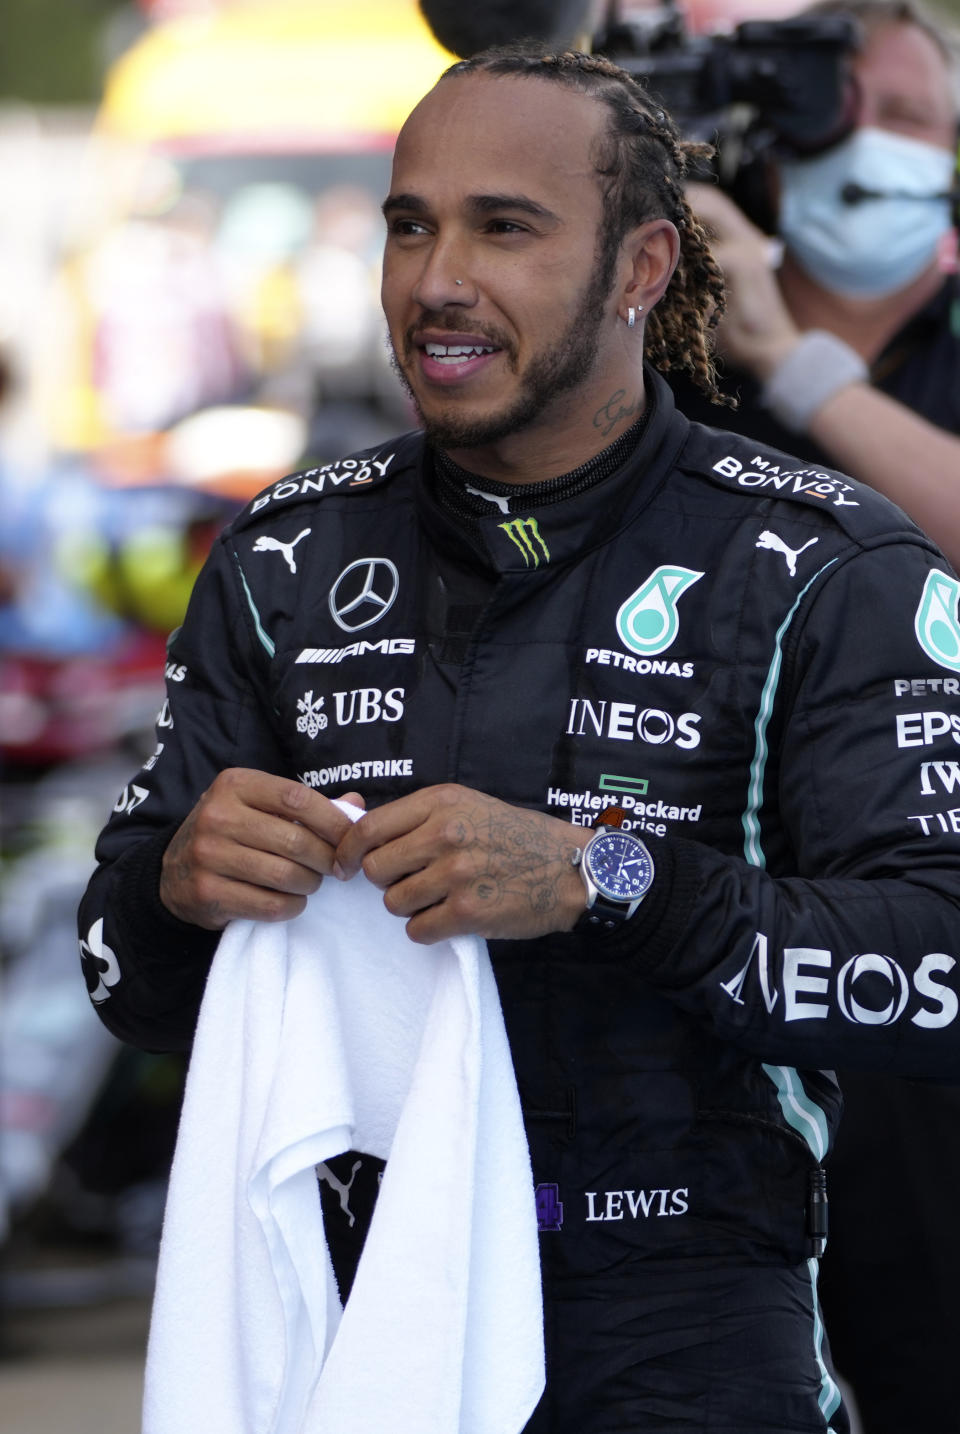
[333,784,591,945]
[160,768,364,929]
[688,182,801,381]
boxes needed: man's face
[381,73,625,451]
[853,19,956,150]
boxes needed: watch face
[585,830,654,903]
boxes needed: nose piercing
[454,279,464,286]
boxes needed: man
[678,0,960,568]
[79,44,960,1434]
[672,6,960,1426]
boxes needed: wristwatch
[572,807,655,929]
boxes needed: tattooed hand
[333,784,591,944]
[159,768,364,930]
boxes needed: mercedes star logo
[329,557,400,632]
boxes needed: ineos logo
[329,558,399,633]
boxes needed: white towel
[143,847,544,1434]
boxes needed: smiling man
[379,73,675,466]
[79,44,960,1434]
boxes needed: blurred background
[1,0,957,1429]
[0,2,452,1426]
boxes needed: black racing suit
[79,373,960,1432]
[670,277,960,1433]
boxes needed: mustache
[405,312,515,357]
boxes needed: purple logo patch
[535,1182,564,1232]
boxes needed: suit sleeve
[77,532,289,1051]
[611,537,960,1078]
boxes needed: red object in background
[0,630,170,767]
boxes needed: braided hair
[441,44,732,405]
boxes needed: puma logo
[252,528,311,574]
[756,530,819,576]
[465,483,511,515]
[316,1159,362,1228]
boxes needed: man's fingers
[334,789,439,878]
[329,783,589,944]
[202,876,312,927]
[399,888,526,943]
[380,861,451,918]
[210,768,360,846]
[273,778,362,844]
[198,770,362,870]
[159,767,365,929]
[166,871,311,930]
[160,830,319,928]
[401,904,466,946]
[191,829,327,896]
[195,805,336,879]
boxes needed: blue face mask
[778,126,955,298]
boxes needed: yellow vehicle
[48,0,454,480]
[98,0,454,154]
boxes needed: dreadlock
[441,44,733,406]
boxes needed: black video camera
[594,0,860,229]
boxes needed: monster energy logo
[499,516,550,567]
[916,569,960,673]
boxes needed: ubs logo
[329,558,399,633]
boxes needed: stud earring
[454,279,464,286]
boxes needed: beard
[388,252,616,451]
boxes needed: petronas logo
[499,516,550,567]
[916,569,960,672]
[616,565,704,656]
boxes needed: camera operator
[678,0,960,571]
[672,4,960,1429]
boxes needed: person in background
[679,0,960,570]
[675,5,960,1427]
